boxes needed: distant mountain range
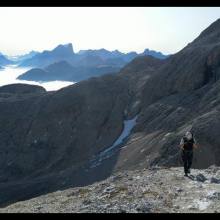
[18,44,168,69]
[9,51,40,63]
[18,60,121,82]
[20,43,167,68]
[0,53,14,66]
[0,45,169,69]
[16,44,169,82]
[0,44,169,82]
[18,44,74,68]
[142,49,167,59]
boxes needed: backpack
[183,135,194,151]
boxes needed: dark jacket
[180,136,196,151]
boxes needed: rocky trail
[1,166,220,213]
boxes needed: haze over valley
[0,42,169,91]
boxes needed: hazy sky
[0,7,220,56]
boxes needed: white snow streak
[99,115,138,157]
[89,115,138,168]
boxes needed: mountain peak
[143,48,161,54]
[191,18,220,46]
[142,48,168,59]
[98,48,109,52]
[53,43,74,54]
[0,53,14,65]
[198,18,220,39]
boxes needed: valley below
[0,65,74,91]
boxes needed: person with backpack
[179,131,198,176]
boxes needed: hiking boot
[184,173,188,177]
[188,169,191,174]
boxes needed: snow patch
[140,149,145,153]
[100,115,138,156]
[89,115,138,168]
[164,132,171,137]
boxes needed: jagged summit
[189,18,220,46]
[197,18,220,40]
[19,43,74,68]
[142,48,168,59]
[52,43,74,54]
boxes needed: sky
[0,7,220,56]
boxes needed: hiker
[179,131,198,176]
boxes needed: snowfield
[89,115,138,168]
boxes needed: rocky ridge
[1,166,220,213]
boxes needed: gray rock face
[0,74,132,206]
[0,75,129,177]
[114,18,220,170]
